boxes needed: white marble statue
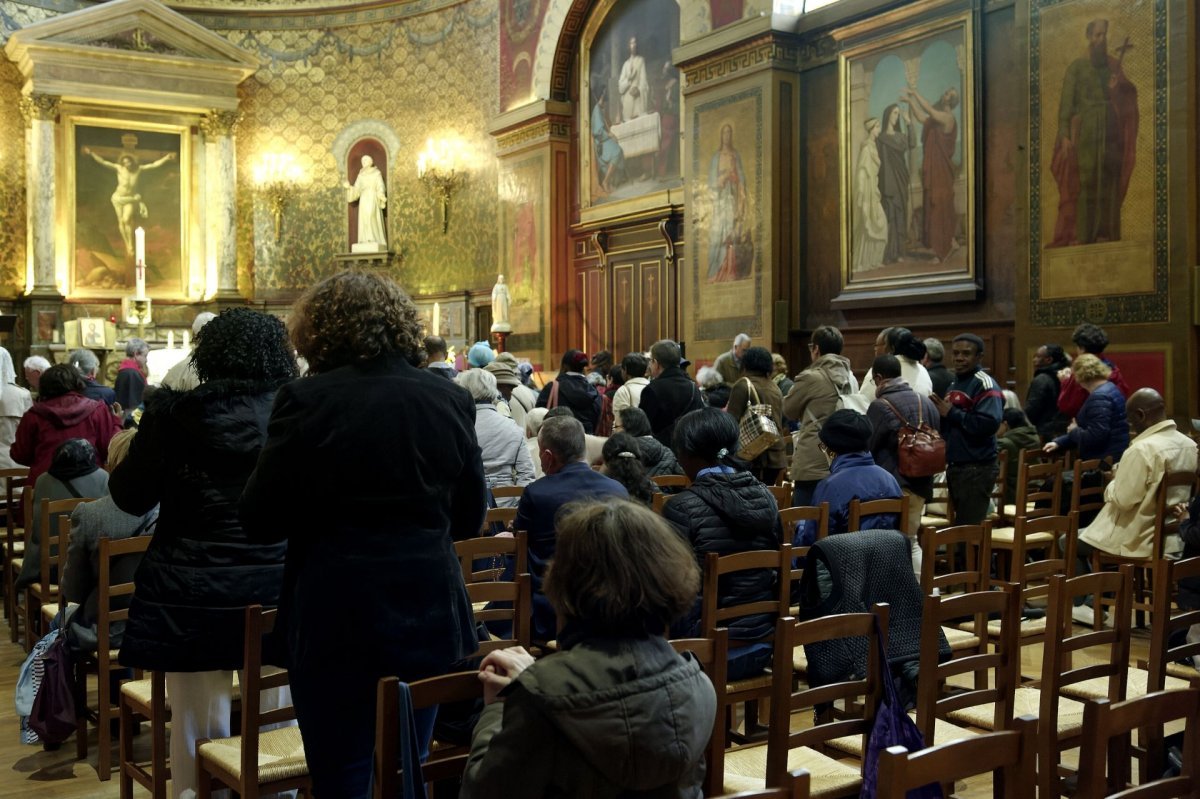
[491,274,512,332]
[344,155,387,252]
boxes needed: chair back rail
[918,521,993,596]
[847,497,909,534]
[455,531,528,582]
[671,629,729,798]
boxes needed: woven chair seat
[920,515,950,528]
[942,625,980,651]
[956,616,1047,638]
[724,742,860,799]
[947,686,1084,736]
[1165,662,1200,684]
[826,716,976,758]
[197,725,308,783]
[122,673,241,710]
[1060,668,1190,702]
[793,646,807,674]
[989,527,1054,546]
[5,541,23,555]
[728,671,773,697]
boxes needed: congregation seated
[458,368,535,508]
[15,437,111,591]
[661,407,781,681]
[615,406,684,479]
[513,415,627,641]
[11,362,121,485]
[61,429,158,653]
[795,409,902,545]
[544,405,606,466]
[461,499,716,798]
[599,432,656,507]
[535,349,601,434]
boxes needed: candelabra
[417,138,468,235]
[253,153,303,242]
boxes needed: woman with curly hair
[241,270,486,798]
[110,307,297,799]
[600,433,656,507]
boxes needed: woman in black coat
[240,270,487,799]
[111,308,297,799]
[535,349,602,433]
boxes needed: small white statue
[490,274,512,333]
[344,155,387,253]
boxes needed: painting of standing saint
[838,11,977,300]
[581,0,682,211]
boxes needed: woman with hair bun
[662,407,781,680]
[859,326,933,402]
[241,270,487,798]
[600,432,656,507]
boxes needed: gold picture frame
[63,114,192,300]
[836,8,978,307]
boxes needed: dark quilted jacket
[637,435,684,478]
[112,379,287,672]
[662,471,782,642]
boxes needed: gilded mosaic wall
[221,1,500,298]
[0,57,26,299]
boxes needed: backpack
[28,632,79,744]
[880,397,946,478]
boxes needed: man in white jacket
[611,352,650,427]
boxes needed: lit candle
[432,302,440,335]
[134,227,146,300]
[167,330,175,349]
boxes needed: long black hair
[602,433,655,507]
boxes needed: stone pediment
[7,0,258,68]
[4,0,259,111]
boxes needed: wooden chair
[1069,456,1112,518]
[467,573,532,656]
[988,446,1009,523]
[652,474,690,490]
[374,671,483,796]
[701,546,792,742]
[715,770,810,799]
[990,459,1063,575]
[768,484,792,510]
[671,629,729,798]
[490,484,525,501]
[919,476,953,529]
[1039,566,1133,798]
[455,531,528,583]
[1092,470,1198,630]
[7,484,32,645]
[119,670,170,799]
[780,505,828,609]
[723,608,887,795]
[917,522,991,656]
[74,532,153,777]
[482,506,517,532]
[847,497,908,533]
[1076,689,1200,799]
[24,496,92,648]
[1,466,29,623]
[196,606,310,799]
[1148,557,1200,692]
[875,715,1038,799]
[919,583,1021,741]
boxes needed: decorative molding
[199,108,242,137]
[493,116,570,152]
[680,35,799,92]
[19,93,60,124]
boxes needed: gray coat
[15,469,111,590]
[783,354,858,482]
[476,403,536,508]
[462,633,716,799]
[62,496,158,652]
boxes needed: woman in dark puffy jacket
[1043,353,1129,463]
[535,349,602,433]
[111,308,297,799]
[662,407,782,680]
[616,406,684,479]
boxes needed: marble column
[20,94,60,298]
[201,109,242,301]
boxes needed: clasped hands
[477,646,535,705]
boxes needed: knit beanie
[818,409,873,454]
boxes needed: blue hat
[467,341,495,368]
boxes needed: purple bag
[28,634,78,745]
[860,616,941,799]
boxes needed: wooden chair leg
[75,661,88,761]
[119,698,134,799]
[98,668,112,780]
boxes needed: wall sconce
[417,138,468,235]
[252,152,302,242]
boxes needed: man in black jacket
[1024,343,1069,440]
[639,339,703,446]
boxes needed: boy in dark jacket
[997,408,1041,503]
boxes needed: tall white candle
[167,330,175,349]
[432,302,441,336]
[134,227,147,300]
[134,227,145,265]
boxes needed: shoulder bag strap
[744,377,760,406]
[62,480,83,499]
[547,380,559,409]
[879,397,915,430]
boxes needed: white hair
[457,368,499,403]
[733,333,751,347]
[697,366,724,390]
[23,355,50,372]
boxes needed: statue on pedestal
[345,155,388,253]
[490,274,512,333]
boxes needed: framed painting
[1028,0,1166,325]
[579,0,682,220]
[66,117,190,300]
[836,10,978,305]
[498,151,548,353]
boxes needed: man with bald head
[1070,388,1197,625]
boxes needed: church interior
[0,0,1198,796]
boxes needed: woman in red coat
[11,363,121,484]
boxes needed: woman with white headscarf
[0,347,33,475]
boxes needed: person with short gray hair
[922,336,952,397]
[23,354,50,393]
[458,368,534,507]
[712,332,751,386]
[161,312,217,392]
[115,337,149,414]
[516,414,628,640]
[70,348,116,406]
[641,339,703,446]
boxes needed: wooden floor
[0,614,1161,799]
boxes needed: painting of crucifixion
[71,121,186,298]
